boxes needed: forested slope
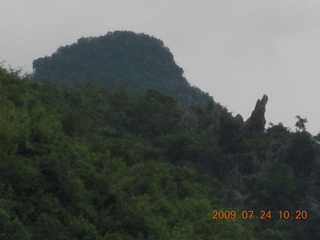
[32,31,213,108]
[0,67,253,239]
[1,30,320,239]
[1,66,320,239]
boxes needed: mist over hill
[33,31,213,108]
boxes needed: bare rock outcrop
[208,114,221,136]
[234,114,244,124]
[181,111,199,130]
[245,94,268,137]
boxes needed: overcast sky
[1,1,320,134]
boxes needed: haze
[1,1,320,134]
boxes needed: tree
[286,131,315,178]
[249,161,300,211]
[295,115,307,132]
[0,209,31,240]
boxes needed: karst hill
[1,31,320,239]
[32,31,212,108]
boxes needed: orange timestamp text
[212,210,308,219]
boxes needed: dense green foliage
[0,67,255,239]
[1,66,320,239]
[2,31,320,238]
[33,31,213,107]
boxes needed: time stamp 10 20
[212,210,308,220]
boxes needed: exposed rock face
[206,111,221,136]
[180,104,221,135]
[234,114,244,124]
[245,94,268,137]
[181,111,199,130]
[190,103,205,115]
[252,140,288,172]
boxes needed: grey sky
[2,1,320,134]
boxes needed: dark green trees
[286,131,315,178]
[2,37,320,238]
[33,31,213,107]
[218,112,245,154]
[0,67,255,239]
[249,161,299,211]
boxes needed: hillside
[0,67,250,239]
[1,66,320,239]
[1,30,320,239]
[32,31,213,108]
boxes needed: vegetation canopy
[1,31,320,239]
[33,31,212,107]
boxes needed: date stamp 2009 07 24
[212,210,308,220]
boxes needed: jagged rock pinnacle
[245,94,268,137]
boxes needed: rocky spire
[245,94,268,137]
